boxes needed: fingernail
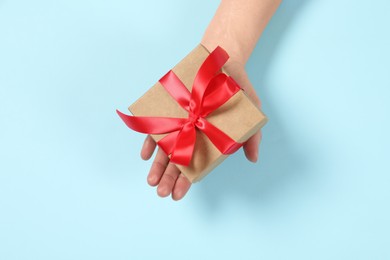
[175,191,184,201]
[157,185,170,197]
[147,175,156,185]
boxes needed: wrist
[201,36,247,67]
[201,0,282,65]
[200,1,252,66]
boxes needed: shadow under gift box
[128,44,268,183]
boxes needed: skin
[141,0,282,200]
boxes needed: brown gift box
[128,44,268,183]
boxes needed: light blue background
[1,0,389,259]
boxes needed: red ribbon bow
[117,46,243,166]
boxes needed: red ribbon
[117,46,243,166]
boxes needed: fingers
[172,173,191,201]
[147,148,169,186]
[157,163,181,197]
[243,130,262,163]
[145,146,191,200]
[141,135,156,160]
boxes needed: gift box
[117,44,267,183]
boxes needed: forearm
[201,0,281,65]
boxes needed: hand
[140,59,263,201]
[140,0,279,200]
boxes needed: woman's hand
[139,0,280,201]
[140,59,262,201]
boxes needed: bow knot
[188,111,200,126]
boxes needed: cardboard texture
[129,44,268,183]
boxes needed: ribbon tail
[157,131,180,156]
[116,110,187,134]
[196,118,242,155]
[170,123,197,166]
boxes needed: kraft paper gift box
[118,44,267,183]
